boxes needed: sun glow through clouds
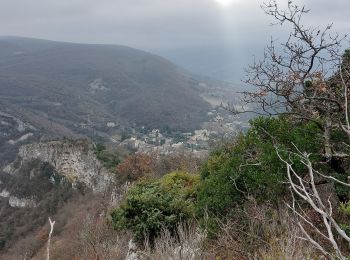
[215,0,235,6]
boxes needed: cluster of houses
[118,109,249,157]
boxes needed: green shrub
[94,143,120,171]
[111,171,200,243]
[340,200,350,216]
[196,117,324,219]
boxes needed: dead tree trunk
[46,217,55,260]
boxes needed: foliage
[205,200,318,259]
[154,153,203,176]
[340,201,350,216]
[196,116,324,219]
[239,2,350,256]
[94,143,120,171]
[116,153,156,181]
[116,152,203,182]
[242,1,349,156]
[111,171,200,243]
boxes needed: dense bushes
[111,117,327,243]
[196,117,324,218]
[94,143,120,171]
[111,171,200,243]
[115,152,204,182]
[116,153,156,181]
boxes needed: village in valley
[118,108,249,156]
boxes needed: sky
[0,0,349,82]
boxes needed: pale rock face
[110,182,130,207]
[3,164,14,174]
[0,189,10,198]
[0,189,37,208]
[107,122,116,128]
[5,140,112,193]
[0,120,10,126]
[0,111,35,132]
[8,132,34,145]
[8,196,37,208]
[89,78,110,94]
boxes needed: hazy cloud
[0,0,348,81]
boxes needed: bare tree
[236,0,349,159]
[46,217,55,260]
[338,51,350,139]
[275,145,350,259]
[234,1,350,257]
[77,214,130,260]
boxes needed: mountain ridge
[0,36,213,137]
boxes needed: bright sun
[215,0,235,6]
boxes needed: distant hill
[0,37,212,139]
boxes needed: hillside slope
[0,37,211,137]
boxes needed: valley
[0,37,248,258]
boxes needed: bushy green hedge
[196,117,324,218]
[111,171,200,243]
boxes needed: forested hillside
[0,36,212,134]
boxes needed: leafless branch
[276,146,350,259]
[241,0,349,159]
[46,217,55,260]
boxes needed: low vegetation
[111,171,200,244]
[100,117,329,258]
[94,143,120,171]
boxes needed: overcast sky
[1,0,348,81]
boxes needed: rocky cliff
[3,139,112,194]
[0,139,114,252]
